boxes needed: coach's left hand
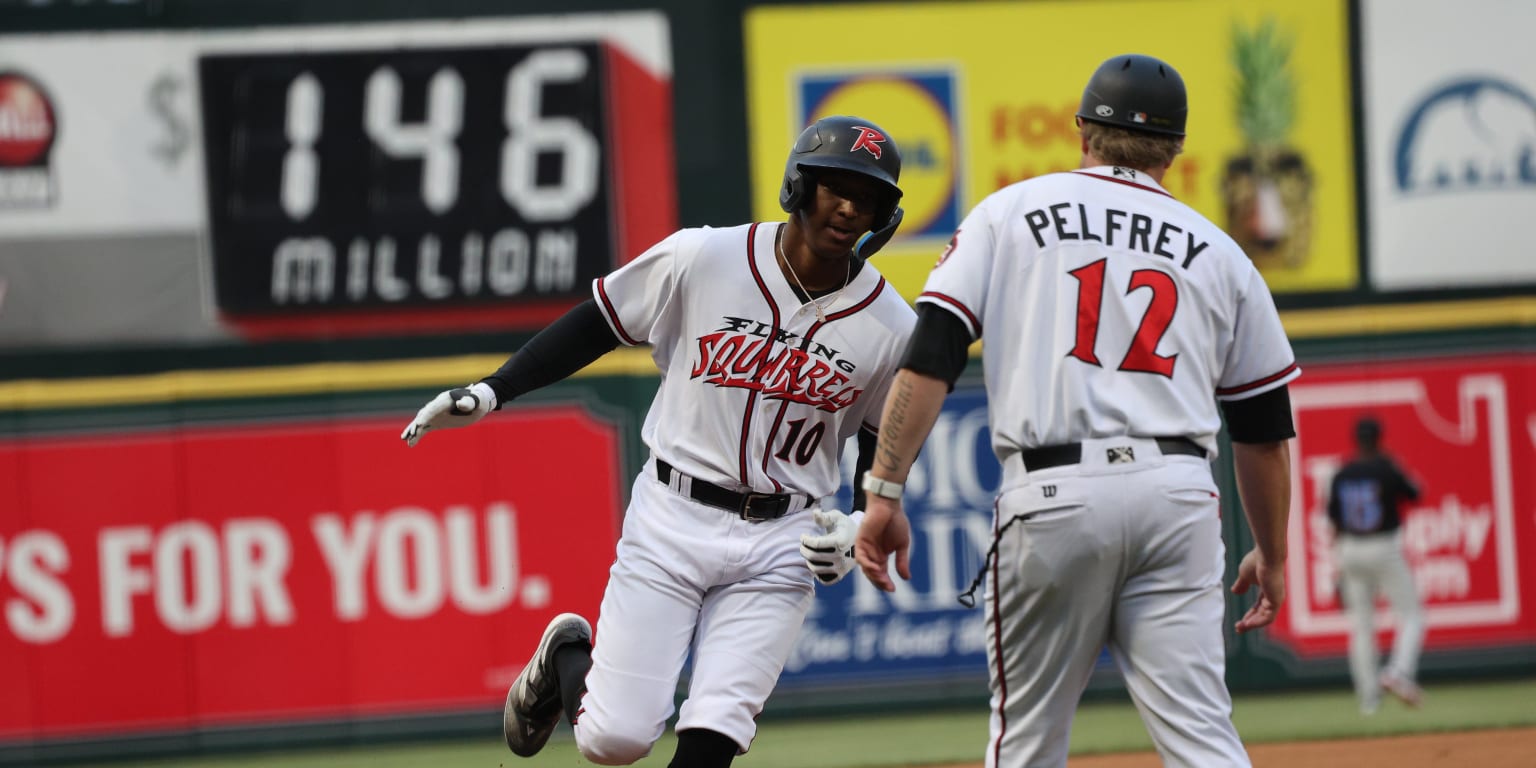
[1231,547,1286,633]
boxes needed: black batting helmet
[779,115,903,230]
[1355,416,1382,447]
[1076,54,1187,137]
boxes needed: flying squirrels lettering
[690,316,863,412]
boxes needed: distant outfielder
[1329,416,1426,713]
[402,115,915,768]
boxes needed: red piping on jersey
[760,268,887,491]
[1216,361,1299,396]
[595,277,642,346]
[741,222,784,488]
[919,291,982,335]
[1075,170,1175,198]
[762,401,791,492]
[988,496,1008,767]
[815,276,886,325]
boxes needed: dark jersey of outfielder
[1328,455,1420,535]
[593,222,916,499]
[918,166,1300,460]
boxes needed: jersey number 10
[1066,259,1179,378]
[773,418,826,466]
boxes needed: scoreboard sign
[196,19,676,323]
[0,15,675,334]
[203,42,622,313]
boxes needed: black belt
[1020,436,1206,472]
[655,459,811,521]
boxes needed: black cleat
[504,613,592,757]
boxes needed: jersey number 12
[1066,259,1179,378]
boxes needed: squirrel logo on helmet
[849,126,887,159]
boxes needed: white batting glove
[800,509,865,585]
[400,382,497,447]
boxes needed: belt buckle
[738,492,782,522]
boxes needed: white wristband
[861,473,904,499]
[469,381,498,411]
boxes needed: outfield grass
[92,677,1536,768]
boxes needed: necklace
[778,227,851,323]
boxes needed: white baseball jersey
[919,166,1300,458]
[567,221,915,757]
[594,221,916,498]
[919,166,1299,768]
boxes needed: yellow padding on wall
[0,350,658,410]
[1278,297,1535,337]
[0,297,1529,411]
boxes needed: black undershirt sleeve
[479,299,622,407]
[1327,477,1343,529]
[850,426,877,513]
[899,303,974,391]
[1220,384,1296,443]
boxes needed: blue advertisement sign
[779,385,999,688]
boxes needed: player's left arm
[479,300,621,406]
[403,231,686,447]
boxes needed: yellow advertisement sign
[746,0,1356,297]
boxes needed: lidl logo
[798,71,960,239]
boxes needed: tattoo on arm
[876,377,913,472]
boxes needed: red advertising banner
[1271,353,1536,657]
[0,408,621,740]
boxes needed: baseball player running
[401,115,915,768]
[854,54,1299,767]
[1328,416,1426,713]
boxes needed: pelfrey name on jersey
[1023,202,1210,270]
[690,316,862,412]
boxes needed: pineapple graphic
[1221,19,1314,270]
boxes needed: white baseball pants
[572,472,817,765]
[984,437,1249,768]
[1336,530,1425,705]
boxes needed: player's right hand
[801,509,864,585]
[400,382,497,447]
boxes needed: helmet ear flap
[855,206,904,259]
[779,165,807,213]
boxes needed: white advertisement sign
[0,35,201,234]
[1361,0,1536,290]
